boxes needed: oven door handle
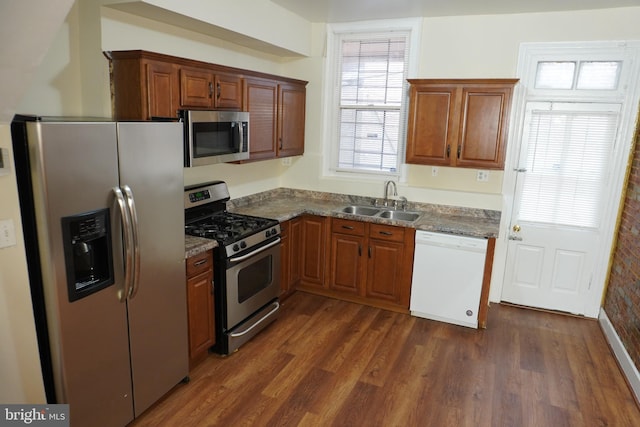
[229,237,281,263]
[229,301,280,338]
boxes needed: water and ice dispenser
[61,209,114,302]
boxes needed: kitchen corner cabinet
[243,77,306,160]
[185,250,215,369]
[280,217,302,299]
[406,79,518,170]
[180,66,242,110]
[329,218,415,312]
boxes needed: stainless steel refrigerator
[11,116,188,426]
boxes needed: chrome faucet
[383,180,397,207]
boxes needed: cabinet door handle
[208,82,213,98]
[446,144,451,158]
[358,244,362,256]
[457,145,461,159]
[368,246,372,258]
[342,225,354,230]
[279,137,283,150]
[379,231,393,236]
[217,82,221,99]
[193,259,207,267]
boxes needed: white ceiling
[271,0,640,22]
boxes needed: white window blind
[335,33,410,173]
[519,105,620,228]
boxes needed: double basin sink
[340,205,421,222]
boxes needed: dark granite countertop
[227,188,501,239]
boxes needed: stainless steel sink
[340,205,380,216]
[377,210,421,222]
[340,205,421,222]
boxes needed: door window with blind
[519,102,620,229]
[326,20,420,176]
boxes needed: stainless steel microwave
[180,110,249,167]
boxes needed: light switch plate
[0,148,9,176]
[0,219,17,249]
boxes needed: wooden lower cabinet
[366,224,413,306]
[329,219,366,296]
[298,215,330,290]
[329,219,414,312]
[280,217,302,299]
[294,216,414,313]
[185,250,215,369]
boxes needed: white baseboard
[599,308,640,403]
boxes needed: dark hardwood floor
[130,292,640,426]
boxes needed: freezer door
[116,122,188,417]
[27,121,135,426]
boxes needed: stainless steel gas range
[184,181,281,355]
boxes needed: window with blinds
[334,33,411,173]
[519,104,620,228]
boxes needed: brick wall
[604,125,640,369]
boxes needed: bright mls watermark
[0,405,69,426]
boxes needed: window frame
[323,18,422,181]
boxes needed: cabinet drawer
[332,218,366,236]
[369,224,405,242]
[186,250,213,277]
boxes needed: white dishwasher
[409,230,488,329]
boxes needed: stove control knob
[233,244,240,252]
[240,241,247,249]
[265,229,271,238]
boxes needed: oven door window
[237,254,273,303]
[192,121,241,158]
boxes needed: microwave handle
[237,121,245,152]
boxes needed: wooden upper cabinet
[180,66,242,110]
[244,77,278,160]
[108,50,307,160]
[406,79,518,170]
[242,78,307,160]
[278,82,306,157]
[109,52,180,120]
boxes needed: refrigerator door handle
[113,186,134,302]
[122,185,141,299]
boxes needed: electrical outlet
[476,170,489,182]
[281,157,292,166]
[0,219,17,249]
[432,166,439,177]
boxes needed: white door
[501,101,621,315]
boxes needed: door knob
[512,224,521,232]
